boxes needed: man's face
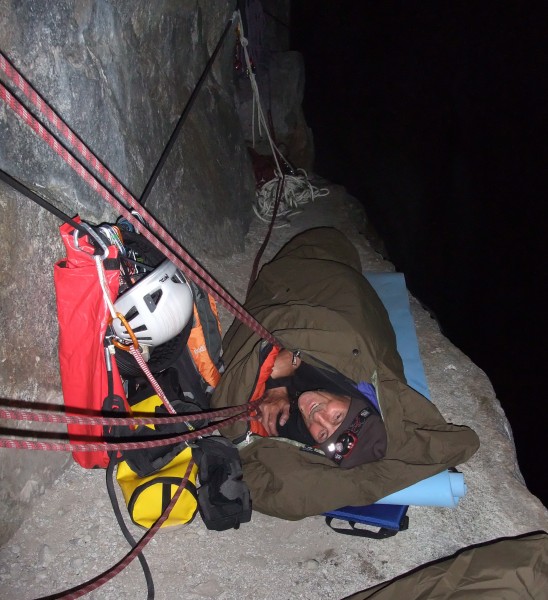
[297,390,351,443]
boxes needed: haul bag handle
[325,515,409,539]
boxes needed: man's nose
[312,409,330,428]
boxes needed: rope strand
[37,460,195,600]
[0,401,254,427]
[235,14,329,224]
[0,52,281,348]
[0,410,253,453]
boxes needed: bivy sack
[211,228,480,520]
[54,219,130,469]
[116,446,198,529]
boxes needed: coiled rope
[235,12,329,226]
[254,168,330,227]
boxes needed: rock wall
[233,0,314,169]
[0,0,263,542]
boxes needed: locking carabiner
[109,312,140,351]
[73,222,109,261]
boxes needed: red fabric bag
[54,220,129,468]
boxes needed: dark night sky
[290,2,547,505]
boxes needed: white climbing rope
[253,168,330,227]
[95,255,118,321]
[235,11,329,224]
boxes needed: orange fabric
[207,295,222,340]
[249,346,280,437]
[187,303,221,387]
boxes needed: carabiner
[73,222,109,260]
[109,312,140,351]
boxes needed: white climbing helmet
[112,259,194,347]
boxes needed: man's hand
[258,387,291,436]
[270,349,301,379]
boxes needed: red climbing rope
[0,400,255,427]
[0,51,280,348]
[0,30,271,600]
[0,410,250,453]
[127,345,178,414]
[37,459,196,600]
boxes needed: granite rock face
[0,0,258,542]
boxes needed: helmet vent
[124,306,139,323]
[144,289,163,312]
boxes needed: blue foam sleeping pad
[325,273,466,533]
[366,272,466,508]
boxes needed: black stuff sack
[192,437,252,531]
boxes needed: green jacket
[212,228,479,520]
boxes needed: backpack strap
[188,282,223,388]
[325,516,404,539]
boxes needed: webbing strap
[0,50,280,348]
[0,168,88,236]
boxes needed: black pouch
[116,369,208,478]
[192,437,252,531]
[121,397,203,478]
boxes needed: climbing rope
[90,241,181,416]
[0,48,281,349]
[36,459,195,600]
[235,12,329,225]
[0,411,247,454]
[139,16,235,207]
[253,168,330,227]
[0,400,254,428]
[0,16,275,599]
